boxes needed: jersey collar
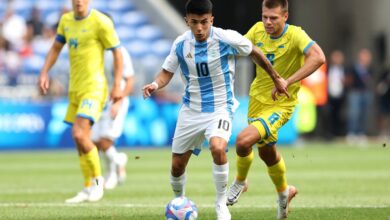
[270,23,289,40]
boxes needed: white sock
[213,162,229,205]
[104,146,118,175]
[170,173,186,197]
[278,186,289,199]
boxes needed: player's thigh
[172,106,207,155]
[249,105,294,147]
[64,92,79,124]
[76,91,107,124]
[205,108,232,148]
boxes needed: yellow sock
[268,157,288,192]
[236,151,254,181]
[79,154,92,187]
[84,147,102,178]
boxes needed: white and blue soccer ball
[165,196,198,220]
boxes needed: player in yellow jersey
[38,0,123,203]
[227,0,325,219]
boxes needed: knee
[72,127,87,145]
[236,134,253,156]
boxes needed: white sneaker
[104,173,118,190]
[116,152,128,184]
[226,179,248,206]
[216,203,231,220]
[277,185,298,220]
[65,188,90,204]
[88,176,104,202]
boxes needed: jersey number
[218,119,230,131]
[266,53,275,65]
[196,62,210,77]
[268,113,280,125]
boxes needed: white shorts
[91,97,130,141]
[172,105,233,155]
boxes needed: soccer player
[226,0,326,219]
[38,0,123,203]
[92,45,134,190]
[142,0,288,219]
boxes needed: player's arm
[286,43,326,85]
[250,46,289,99]
[110,48,124,103]
[142,69,174,99]
[38,41,64,95]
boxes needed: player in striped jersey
[142,0,288,219]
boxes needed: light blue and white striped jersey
[163,26,253,113]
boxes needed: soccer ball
[165,196,198,220]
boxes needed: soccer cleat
[226,179,248,206]
[104,173,118,190]
[277,185,298,220]
[65,188,90,204]
[216,203,231,220]
[116,152,128,184]
[88,176,104,202]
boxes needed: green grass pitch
[0,142,389,219]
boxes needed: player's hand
[142,82,158,99]
[110,85,123,103]
[110,100,121,119]
[272,77,290,101]
[38,72,50,95]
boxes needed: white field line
[0,203,388,209]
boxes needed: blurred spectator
[327,50,347,137]
[301,64,329,139]
[32,25,56,56]
[376,65,390,140]
[27,7,44,38]
[2,6,27,50]
[345,48,374,143]
[0,36,22,86]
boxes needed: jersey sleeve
[161,37,181,73]
[99,17,120,50]
[55,15,66,44]
[121,47,134,77]
[295,28,315,55]
[219,29,253,56]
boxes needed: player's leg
[170,105,202,197]
[72,117,104,202]
[209,137,231,220]
[170,151,192,197]
[255,106,296,219]
[64,98,93,203]
[206,110,233,220]
[95,138,120,189]
[259,144,297,219]
[74,94,106,202]
[226,125,259,205]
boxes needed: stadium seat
[136,25,163,41]
[121,11,149,27]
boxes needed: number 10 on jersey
[196,62,210,77]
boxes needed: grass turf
[0,142,389,219]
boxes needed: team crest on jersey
[69,38,78,49]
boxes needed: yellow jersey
[56,9,120,93]
[245,22,314,106]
